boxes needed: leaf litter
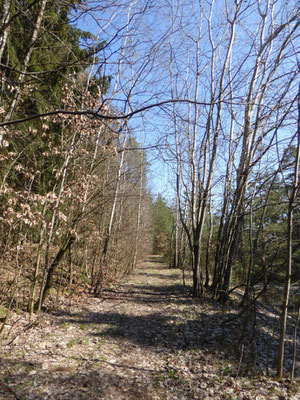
[0,256,299,399]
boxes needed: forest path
[0,256,298,400]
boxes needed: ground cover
[0,256,299,399]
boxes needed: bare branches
[0,99,222,128]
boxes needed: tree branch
[0,99,220,127]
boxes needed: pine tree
[152,195,174,262]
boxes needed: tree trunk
[6,0,48,120]
[277,85,300,378]
[94,126,128,294]
[132,155,143,271]
[0,0,11,147]
[0,0,10,62]
[34,235,75,312]
[192,241,203,297]
[205,196,213,288]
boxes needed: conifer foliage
[0,0,152,318]
[0,0,299,380]
[152,195,174,263]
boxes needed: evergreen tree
[152,195,174,262]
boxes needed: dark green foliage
[233,146,300,288]
[0,0,109,195]
[152,195,174,261]
[0,0,113,308]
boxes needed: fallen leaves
[0,258,299,400]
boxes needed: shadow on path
[54,259,299,376]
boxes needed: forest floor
[0,256,299,400]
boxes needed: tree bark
[277,85,300,378]
[0,0,11,62]
[6,0,48,120]
[34,235,75,312]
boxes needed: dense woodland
[0,0,299,385]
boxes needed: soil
[0,256,299,399]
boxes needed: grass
[60,321,70,330]
[0,305,7,319]
[66,337,89,348]
[79,323,88,331]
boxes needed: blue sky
[73,0,299,207]
[74,1,178,202]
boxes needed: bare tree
[164,0,241,296]
[277,85,300,378]
[213,2,299,302]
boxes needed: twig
[0,358,22,400]
[0,381,21,400]
[5,317,41,346]
[236,343,244,377]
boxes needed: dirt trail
[0,256,299,400]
